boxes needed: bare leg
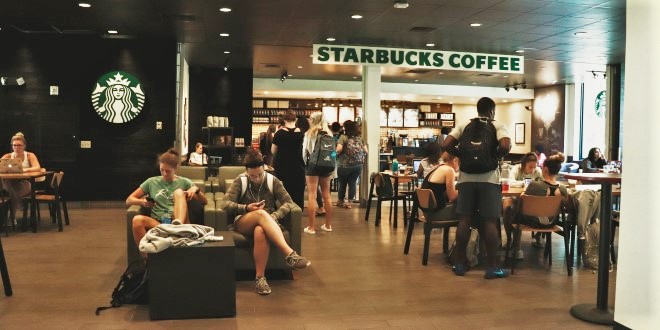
[131,215,161,258]
[305,175,319,231]
[454,216,472,266]
[319,176,332,229]
[235,209,294,256]
[252,226,270,278]
[172,189,188,223]
[481,217,500,268]
[1,179,30,221]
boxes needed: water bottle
[161,211,172,225]
[392,158,399,173]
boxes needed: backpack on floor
[447,228,480,267]
[344,136,366,166]
[458,118,499,174]
[307,132,336,173]
[95,260,149,315]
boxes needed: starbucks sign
[91,71,145,123]
[594,90,606,118]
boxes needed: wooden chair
[23,171,69,232]
[404,188,459,265]
[506,194,573,275]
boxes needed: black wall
[0,34,176,200]
[188,67,253,158]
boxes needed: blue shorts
[456,182,502,218]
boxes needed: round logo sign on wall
[594,90,606,118]
[91,71,145,123]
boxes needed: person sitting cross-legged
[220,149,310,295]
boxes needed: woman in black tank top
[420,152,459,220]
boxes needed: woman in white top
[188,142,207,166]
[508,152,543,182]
[1,132,41,221]
[301,112,334,234]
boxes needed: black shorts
[305,166,333,177]
[456,182,502,218]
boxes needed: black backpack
[307,131,336,173]
[458,118,499,174]
[95,260,149,315]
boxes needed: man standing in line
[442,97,511,279]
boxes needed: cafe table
[563,172,621,325]
[0,171,51,233]
[365,170,418,228]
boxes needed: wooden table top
[502,184,621,197]
[0,171,50,180]
[380,170,419,179]
[563,172,622,184]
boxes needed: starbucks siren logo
[91,71,145,123]
[594,90,606,118]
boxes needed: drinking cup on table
[501,180,509,192]
[524,178,531,188]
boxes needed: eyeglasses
[11,144,24,147]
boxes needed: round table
[563,172,621,325]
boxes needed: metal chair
[404,188,459,265]
[506,194,573,275]
[23,171,69,232]
[365,173,408,227]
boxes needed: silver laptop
[0,158,23,173]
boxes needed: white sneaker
[320,224,332,232]
[304,227,316,235]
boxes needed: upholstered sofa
[210,166,245,196]
[177,165,212,193]
[211,196,302,279]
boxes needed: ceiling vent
[406,69,431,74]
[470,73,494,77]
[409,26,436,32]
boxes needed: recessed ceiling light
[219,33,230,37]
[219,7,231,12]
[503,99,508,102]
[435,97,442,99]
[574,31,588,36]
[107,30,118,34]
[438,72,444,75]
[502,75,508,78]
[309,54,314,58]
[264,91,269,95]
[414,79,419,82]
[351,14,362,19]
[297,65,303,69]
[78,2,91,8]
[425,43,435,47]
[288,74,293,77]
[449,102,453,104]
[223,51,230,54]
[472,82,477,85]
[515,49,524,53]
[326,37,336,42]
[551,80,557,84]
[353,76,358,79]
[470,23,482,27]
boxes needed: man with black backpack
[442,97,511,279]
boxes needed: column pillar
[360,65,381,206]
[614,0,660,328]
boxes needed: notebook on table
[0,158,23,173]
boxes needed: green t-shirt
[139,176,193,220]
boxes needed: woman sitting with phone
[220,149,310,295]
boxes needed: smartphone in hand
[257,200,266,206]
[146,196,155,203]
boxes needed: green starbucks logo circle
[594,90,606,118]
[91,71,145,123]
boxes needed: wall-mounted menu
[387,108,403,127]
[322,106,338,124]
[403,109,419,127]
[338,107,354,124]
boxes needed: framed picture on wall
[515,123,525,144]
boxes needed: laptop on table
[0,159,23,173]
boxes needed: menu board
[380,108,388,127]
[387,108,403,127]
[404,109,419,127]
[338,107,354,124]
[322,106,337,124]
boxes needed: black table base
[570,303,614,325]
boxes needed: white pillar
[360,65,381,205]
[614,0,660,328]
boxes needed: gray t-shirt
[449,117,510,184]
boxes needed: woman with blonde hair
[1,132,41,223]
[302,112,334,234]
